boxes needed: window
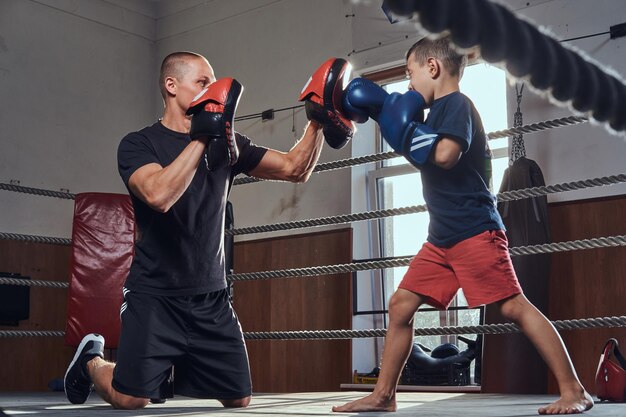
[362,62,508,361]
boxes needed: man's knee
[110,395,150,410]
[219,396,251,408]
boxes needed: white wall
[0,0,157,238]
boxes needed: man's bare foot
[538,390,594,415]
[332,393,396,413]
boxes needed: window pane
[492,154,510,194]
[460,64,508,150]
[377,172,427,290]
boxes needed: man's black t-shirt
[117,122,267,296]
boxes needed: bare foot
[332,393,396,413]
[538,391,594,415]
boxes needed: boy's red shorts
[398,230,522,309]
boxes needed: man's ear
[164,76,177,96]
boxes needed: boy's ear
[427,57,441,79]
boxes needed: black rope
[560,31,611,43]
[381,0,626,133]
[235,104,304,123]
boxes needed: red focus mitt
[186,78,243,171]
[299,58,354,149]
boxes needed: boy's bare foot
[538,390,594,415]
[332,393,396,413]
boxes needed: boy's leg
[497,294,593,415]
[332,288,425,412]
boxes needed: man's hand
[186,78,243,171]
[299,58,354,149]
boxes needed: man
[64,51,328,409]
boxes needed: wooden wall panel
[0,241,74,391]
[3,193,622,396]
[233,228,352,393]
[481,195,626,395]
[546,196,626,394]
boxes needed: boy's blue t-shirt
[420,91,504,247]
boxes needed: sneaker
[64,333,105,404]
[150,398,167,404]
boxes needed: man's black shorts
[112,288,252,399]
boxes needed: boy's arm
[248,121,324,183]
[431,138,463,169]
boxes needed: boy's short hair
[406,37,467,78]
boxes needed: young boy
[331,37,593,415]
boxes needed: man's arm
[249,121,324,183]
[128,138,206,213]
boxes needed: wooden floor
[0,392,624,416]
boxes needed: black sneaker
[64,333,105,404]
[150,398,167,404]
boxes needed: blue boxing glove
[342,77,438,168]
[378,91,438,168]
[342,77,389,123]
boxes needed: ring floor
[0,392,624,417]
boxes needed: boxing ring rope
[0,114,589,196]
[227,174,626,235]
[233,115,589,186]
[0,183,75,200]
[2,315,625,340]
[1,172,625,241]
[2,234,625,288]
[0,276,69,288]
[227,235,626,282]
[0,232,71,246]
[381,0,626,134]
